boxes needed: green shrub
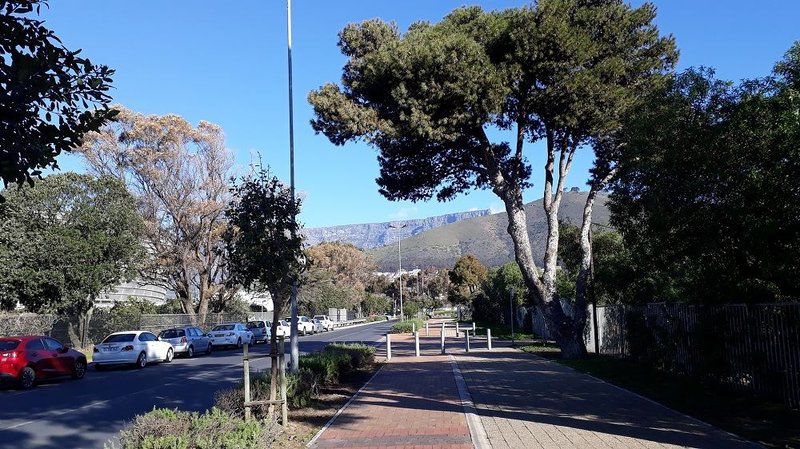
[116,407,275,449]
[390,318,425,334]
[325,343,375,369]
[298,351,351,384]
[214,369,317,418]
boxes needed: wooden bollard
[487,328,493,350]
[426,321,429,336]
[415,331,420,357]
[473,322,476,332]
[441,326,446,354]
[465,331,470,353]
[412,322,416,334]
[386,333,392,360]
[456,322,459,335]
[243,343,251,420]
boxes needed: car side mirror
[58,346,68,353]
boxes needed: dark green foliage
[310,2,675,203]
[299,351,352,385]
[117,407,272,449]
[557,223,636,304]
[472,262,527,325]
[0,173,144,313]
[224,167,303,297]
[390,318,425,334]
[610,44,800,304]
[0,1,117,194]
[325,343,376,369]
[448,255,487,304]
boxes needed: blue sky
[44,1,799,228]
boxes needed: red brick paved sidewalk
[310,332,472,449]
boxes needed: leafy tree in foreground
[610,45,800,303]
[309,1,676,357]
[0,0,116,193]
[224,167,303,414]
[0,173,144,343]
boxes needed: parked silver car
[157,326,212,358]
[246,320,272,344]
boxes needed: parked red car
[0,336,87,389]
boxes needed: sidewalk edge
[449,354,490,449]
[305,363,385,448]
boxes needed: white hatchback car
[94,331,174,370]
[275,320,290,338]
[209,323,254,348]
[313,315,335,331]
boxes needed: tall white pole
[286,0,299,372]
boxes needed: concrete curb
[305,364,385,448]
[449,354,491,449]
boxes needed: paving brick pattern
[311,332,472,449]
[455,348,760,449]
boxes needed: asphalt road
[0,320,394,449]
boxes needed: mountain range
[303,209,491,249]
[304,190,610,270]
[367,191,610,270]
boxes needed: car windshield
[247,321,263,328]
[0,340,20,351]
[212,324,235,331]
[279,320,288,326]
[103,334,136,343]
[159,329,184,339]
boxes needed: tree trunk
[268,290,284,417]
[498,187,588,359]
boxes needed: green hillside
[368,191,610,270]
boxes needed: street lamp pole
[389,223,407,321]
[286,0,299,372]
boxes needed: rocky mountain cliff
[303,209,491,249]
[367,191,610,270]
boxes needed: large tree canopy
[0,173,144,314]
[77,106,235,324]
[0,0,116,192]
[610,44,800,304]
[310,1,675,357]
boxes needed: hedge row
[214,343,375,420]
[390,318,425,334]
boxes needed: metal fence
[0,310,273,348]
[532,302,800,410]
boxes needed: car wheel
[19,366,35,389]
[72,359,87,379]
[236,337,242,349]
[136,352,147,369]
[187,345,194,358]
[206,343,212,355]
[165,348,174,363]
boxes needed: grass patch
[473,321,537,341]
[520,347,800,448]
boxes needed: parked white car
[208,323,253,348]
[94,331,174,370]
[312,318,325,333]
[297,316,316,335]
[275,320,290,338]
[313,315,335,331]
